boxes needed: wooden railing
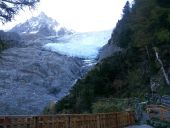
[0,111,135,128]
[146,105,170,122]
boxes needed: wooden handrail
[0,111,135,128]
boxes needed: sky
[0,0,133,32]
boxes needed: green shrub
[92,101,121,113]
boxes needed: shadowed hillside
[54,0,170,114]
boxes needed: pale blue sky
[0,0,133,32]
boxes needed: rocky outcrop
[98,39,121,61]
[0,39,83,115]
[0,14,112,114]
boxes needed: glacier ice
[43,30,112,59]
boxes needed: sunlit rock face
[0,13,81,115]
[0,44,83,115]
[10,12,73,37]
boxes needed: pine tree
[0,0,39,23]
[123,1,130,17]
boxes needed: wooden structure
[0,111,135,128]
[161,95,170,107]
[146,105,170,122]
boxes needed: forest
[53,0,170,114]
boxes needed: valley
[0,13,112,115]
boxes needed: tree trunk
[154,47,170,86]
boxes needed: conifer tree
[0,0,39,23]
[123,1,130,17]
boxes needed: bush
[92,98,135,113]
[92,101,121,113]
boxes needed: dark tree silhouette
[0,0,39,23]
[123,1,130,17]
[156,0,170,8]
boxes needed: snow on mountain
[10,12,73,37]
[43,30,112,59]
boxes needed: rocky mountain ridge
[10,12,73,38]
[0,12,112,114]
[0,43,84,114]
[0,13,83,115]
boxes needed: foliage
[123,1,131,17]
[92,98,136,113]
[54,0,170,113]
[0,0,39,23]
[92,101,121,113]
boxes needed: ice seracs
[43,30,112,59]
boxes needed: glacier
[43,30,112,59]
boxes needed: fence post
[4,117,11,128]
[131,111,136,124]
[115,113,118,128]
[128,111,132,125]
[160,108,164,120]
[97,115,100,128]
[68,115,70,128]
[33,116,38,128]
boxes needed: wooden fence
[146,105,170,122]
[0,111,135,128]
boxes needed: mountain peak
[9,12,72,37]
[39,12,47,17]
[36,12,52,21]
